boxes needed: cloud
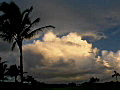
[22,31,104,83]
[9,0,120,34]
[22,31,120,83]
[97,50,120,70]
[8,0,120,51]
[2,0,120,36]
[0,31,118,83]
[80,32,107,42]
[95,50,120,82]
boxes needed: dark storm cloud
[3,0,120,34]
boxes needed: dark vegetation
[0,1,120,90]
[0,1,55,83]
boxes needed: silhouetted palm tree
[7,64,19,82]
[112,71,120,82]
[0,2,55,83]
[0,57,8,82]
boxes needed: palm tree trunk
[17,41,23,83]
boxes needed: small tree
[23,75,37,85]
[112,71,120,82]
[0,57,8,82]
[7,64,19,82]
[89,77,100,83]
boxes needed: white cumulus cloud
[22,31,102,83]
[0,31,118,83]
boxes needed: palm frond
[31,18,40,26]
[22,11,31,24]
[0,34,14,43]
[21,9,29,17]
[24,28,42,39]
[112,74,115,77]
[20,18,40,36]
[11,41,17,51]
[22,6,33,17]
[22,6,33,25]
[24,25,55,39]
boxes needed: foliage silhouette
[23,75,37,85]
[112,71,120,82]
[7,64,19,82]
[89,77,100,83]
[0,2,55,83]
[0,57,8,82]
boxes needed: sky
[1,0,120,83]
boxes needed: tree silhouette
[7,64,19,82]
[112,71,120,82]
[0,57,8,82]
[0,2,55,83]
[89,77,100,83]
[23,75,37,85]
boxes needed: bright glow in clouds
[22,31,120,83]
[23,32,98,63]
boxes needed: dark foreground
[0,82,120,90]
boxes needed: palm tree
[112,71,120,82]
[0,2,55,83]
